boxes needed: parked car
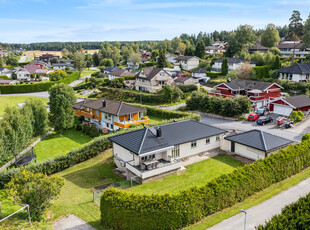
[248,113,260,121]
[256,116,273,126]
[257,108,265,116]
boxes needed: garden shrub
[101,140,310,230]
[290,111,304,123]
[89,125,100,137]
[206,72,222,79]
[177,84,198,93]
[253,66,270,79]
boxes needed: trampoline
[15,148,37,166]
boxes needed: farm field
[23,49,100,59]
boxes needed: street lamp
[240,209,247,230]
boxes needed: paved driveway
[69,74,91,87]
[0,91,49,98]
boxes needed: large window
[191,141,197,148]
[96,111,100,117]
[172,145,180,157]
[216,136,220,142]
[206,138,210,144]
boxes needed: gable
[215,83,231,90]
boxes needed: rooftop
[214,58,256,64]
[276,63,310,75]
[284,95,310,108]
[217,79,281,91]
[174,56,200,61]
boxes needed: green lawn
[128,154,244,194]
[0,96,48,117]
[50,150,123,229]
[34,129,92,162]
[81,70,98,77]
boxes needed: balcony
[76,110,93,119]
[126,159,181,179]
[114,117,150,128]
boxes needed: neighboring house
[127,61,140,70]
[205,42,228,54]
[205,46,219,55]
[15,65,52,81]
[269,95,310,116]
[38,53,60,62]
[108,120,227,183]
[174,77,199,86]
[248,43,269,54]
[221,130,293,161]
[31,60,48,68]
[53,63,74,70]
[166,54,177,64]
[276,63,310,82]
[103,66,120,74]
[0,78,18,85]
[15,67,31,81]
[277,41,310,57]
[135,67,174,93]
[0,67,13,78]
[163,65,181,77]
[108,69,133,80]
[191,68,208,79]
[209,79,283,108]
[72,98,150,132]
[174,56,201,70]
[212,58,256,72]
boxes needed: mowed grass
[50,150,122,229]
[34,129,92,162]
[0,96,48,117]
[128,154,244,194]
[81,70,98,77]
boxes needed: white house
[212,58,256,72]
[276,63,310,82]
[277,41,310,57]
[108,120,227,183]
[53,63,74,70]
[173,77,199,86]
[191,68,210,82]
[0,67,12,78]
[174,56,201,70]
[15,68,31,81]
[221,130,293,161]
[108,69,133,80]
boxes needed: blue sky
[0,0,309,43]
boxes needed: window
[111,125,114,129]
[216,136,220,142]
[160,72,165,76]
[141,154,155,162]
[96,111,99,117]
[107,114,112,120]
[172,145,180,157]
[206,138,210,144]
[289,74,293,80]
[191,141,197,148]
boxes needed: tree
[99,58,114,67]
[30,73,35,80]
[110,77,124,88]
[157,49,168,68]
[286,10,303,40]
[160,85,183,103]
[195,40,205,58]
[302,14,310,48]
[171,37,181,50]
[0,56,4,67]
[92,52,100,66]
[50,57,59,64]
[111,47,121,66]
[184,45,195,56]
[261,24,280,47]
[239,62,253,79]
[221,57,228,76]
[177,43,186,55]
[131,43,139,53]
[225,32,243,57]
[48,69,68,81]
[61,48,70,57]
[6,170,64,220]
[5,52,19,66]
[73,51,86,71]
[128,53,141,68]
[235,25,257,47]
[121,46,133,64]
[150,49,159,62]
[269,47,281,55]
[272,55,282,70]
[302,133,310,142]
[49,84,76,132]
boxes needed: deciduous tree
[261,24,280,47]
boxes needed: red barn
[209,79,282,108]
[269,95,310,116]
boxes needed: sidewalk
[208,176,310,230]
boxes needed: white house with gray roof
[276,63,310,82]
[212,58,256,72]
[108,120,227,183]
[174,56,201,70]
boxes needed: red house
[269,95,310,116]
[209,79,282,108]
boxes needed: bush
[76,123,82,131]
[0,75,9,79]
[101,140,310,230]
[89,125,100,137]
[206,72,222,79]
[253,66,270,79]
[302,133,310,142]
[177,84,198,93]
[290,110,304,123]
[82,124,90,135]
[139,62,155,68]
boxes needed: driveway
[53,215,95,230]
[161,102,186,111]
[19,55,29,63]
[208,176,310,230]
[69,74,91,87]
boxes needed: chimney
[156,127,162,138]
[102,100,106,107]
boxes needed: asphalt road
[69,74,91,87]
[208,176,310,230]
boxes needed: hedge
[206,72,221,79]
[253,66,270,79]
[123,75,136,80]
[0,109,198,189]
[139,62,155,68]
[100,140,310,230]
[177,84,198,93]
[256,192,310,229]
[279,81,310,94]
[0,72,80,94]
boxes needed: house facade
[269,95,310,116]
[248,43,269,54]
[277,41,310,57]
[72,98,150,132]
[212,58,256,72]
[135,67,174,93]
[174,56,201,70]
[15,65,51,81]
[221,130,293,161]
[108,120,227,183]
[209,79,282,108]
[38,53,60,62]
[53,63,74,70]
[0,78,18,85]
[0,67,12,78]
[174,76,199,86]
[276,63,310,82]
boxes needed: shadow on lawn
[62,158,122,189]
[43,129,92,145]
[209,154,245,168]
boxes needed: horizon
[0,0,310,43]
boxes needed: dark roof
[72,98,145,116]
[108,120,227,155]
[135,67,171,80]
[0,67,5,71]
[104,66,120,72]
[277,42,303,49]
[109,69,133,77]
[0,78,15,84]
[174,56,200,61]
[218,79,281,91]
[276,63,310,75]
[174,77,193,83]
[205,46,218,50]
[214,58,256,64]
[225,130,293,152]
[284,95,310,108]
[192,68,207,73]
[249,44,269,51]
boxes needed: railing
[114,118,150,128]
[280,51,310,55]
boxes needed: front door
[231,142,235,153]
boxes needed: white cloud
[77,0,132,9]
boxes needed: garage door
[273,104,293,116]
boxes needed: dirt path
[53,215,96,230]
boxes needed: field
[23,49,100,59]
[34,129,92,162]
[0,96,48,117]
[128,154,244,194]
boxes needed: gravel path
[53,215,96,230]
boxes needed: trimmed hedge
[101,140,310,230]
[177,84,198,93]
[256,192,310,230]
[0,72,80,94]
[253,66,270,79]
[123,75,136,80]
[206,72,221,79]
[139,62,155,68]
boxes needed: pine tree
[273,55,282,70]
[286,10,304,40]
[157,49,168,68]
[221,57,229,76]
[195,40,205,58]
[302,14,310,48]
